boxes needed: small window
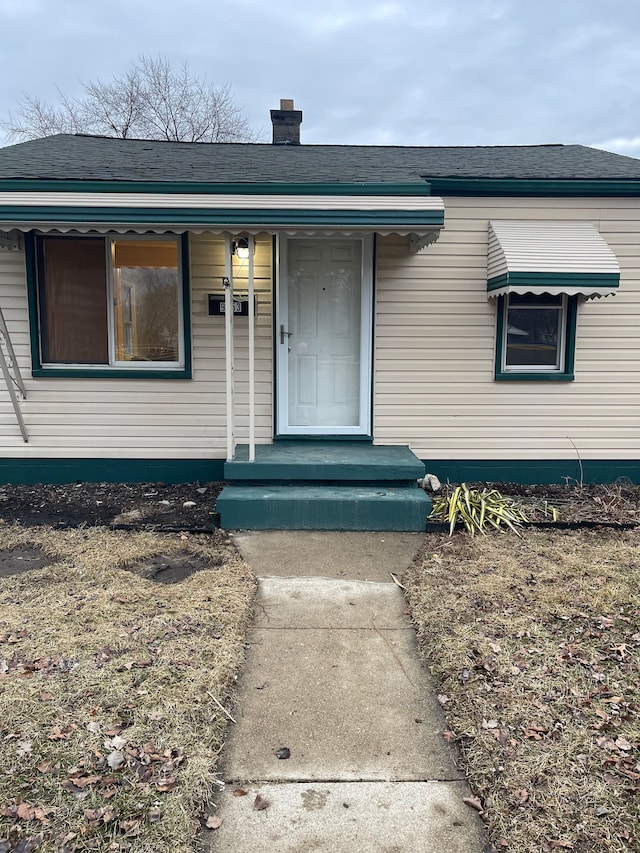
[32,235,191,378]
[495,293,577,381]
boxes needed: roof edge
[426,177,640,196]
[0,179,433,196]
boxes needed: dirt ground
[0,482,222,531]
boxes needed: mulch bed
[0,479,639,536]
[439,481,640,526]
[0,482,222,531]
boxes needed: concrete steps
[217,442,430,531]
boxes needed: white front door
[277,236,372,435]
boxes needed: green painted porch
[217,441,430,531]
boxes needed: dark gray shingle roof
[1,134,640,183]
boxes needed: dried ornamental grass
[0,524,256,853]
[430,484,533,536]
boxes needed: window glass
[37,236,183,369]
[113,240,180,362]
[505,294,564,370]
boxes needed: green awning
[487,221,620,298]
[0,187,445,236]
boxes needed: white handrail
[224,235,235,461]
[248,234,256,462]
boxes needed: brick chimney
[270,99,303,145]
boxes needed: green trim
[0,180,433,196]
[565,297,577,376]
[423,458,640,485]
[3,456,640,487]
[0,205,444,227]
[494,294,577,381]
[273,435,373,441]
[425,177,640,197]
[6,175,640,199]
[488,271,620,292]
[31,368,191,379]
[0,458,225,485]
[26,233,193,380]
[495,372,575,382]
[24,231,40,373]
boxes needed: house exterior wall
[374,196,640,465]
[0,195,639,482]
[0,234,273,463]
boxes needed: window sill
[495,371,574,382]
[32,367,192,380]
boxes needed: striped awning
[0,188,445,237]
[487,221,620,298]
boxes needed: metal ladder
[0,303,28,442]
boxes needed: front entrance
[276,236,373,435]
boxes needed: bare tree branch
[1,55,259,143]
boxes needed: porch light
[232,238,251,259]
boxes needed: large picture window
[495,293,577,381]
[31,234,191,378]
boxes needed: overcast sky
[1,0,639,157]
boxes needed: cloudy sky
[1,0,639,156]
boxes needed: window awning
[487,221,620,298]
[0,189,445,238]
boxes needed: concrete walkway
[204,532,485,853]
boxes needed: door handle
[280,325,293,344]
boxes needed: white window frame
[107,235,185,370]
[501,293,567,373]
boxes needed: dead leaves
[0,802,54,823]
[48,723,78,741]
[83,805,119,826]
[253,794,268,811]
[520,723,549,740]
[463,796,483,813]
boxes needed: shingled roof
[1,134,640,184]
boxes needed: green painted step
[217,485,430,531]
[225,442,425,482]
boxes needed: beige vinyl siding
[2,195,640,464]
[0,234,273,458]
[374,196,640,460]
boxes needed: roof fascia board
[0,180,434,196]
[426,177,640,196]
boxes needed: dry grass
[404,528,639,853]
[0,524,256,852]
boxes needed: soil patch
[132,550,219,584]
[0,482,222,531]
[0,545,54,578]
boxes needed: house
[1,100,640,530]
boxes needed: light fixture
[232,237,250,259]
